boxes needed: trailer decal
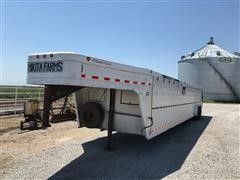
[115,79,121,82]
[92,75,99,80]
[104,77,110,81]
[81,74,86,78]
[28,61,63,73]
[80,73,150,86]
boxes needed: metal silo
[178,37,240,102]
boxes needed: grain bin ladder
[205,59,239,101]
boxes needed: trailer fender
[193,104,202,120]
[197,105,202,119]
[135,90,153,139]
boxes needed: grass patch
[0,86,44,99]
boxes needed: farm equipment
[20,100,43,130]
[20,96,76,130]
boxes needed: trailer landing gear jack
[105,89,116,151]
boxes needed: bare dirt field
[0,103,239,179]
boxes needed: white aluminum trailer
[27,52,202,147]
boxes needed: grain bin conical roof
[181,37,239,60]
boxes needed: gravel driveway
[0,103,239,179]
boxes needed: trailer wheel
[29,121,37,130]
[79,102,104,128]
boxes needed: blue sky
[1,0,239,85]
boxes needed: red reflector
[115,79,120,82]
[124,80,130,83]
[104,77,110,81]
[141,82,146,85]
[133,81,138,84]
[81,74,86,78]
[92,75,99,79]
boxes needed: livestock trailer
[27,52,202,148]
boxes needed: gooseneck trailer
[27,52,202,148]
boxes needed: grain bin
[178,37,240,102]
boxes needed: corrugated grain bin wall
[178,37,240,102]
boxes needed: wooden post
[14,87,18,115]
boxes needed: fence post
[38,88,41,101]
[14,87,18,115]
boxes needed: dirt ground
[0,116,106,170]
[0,103,239,179]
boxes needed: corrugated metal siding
[178,39,240,102]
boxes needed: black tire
[79,102,104,128]
[29,121,37,130]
